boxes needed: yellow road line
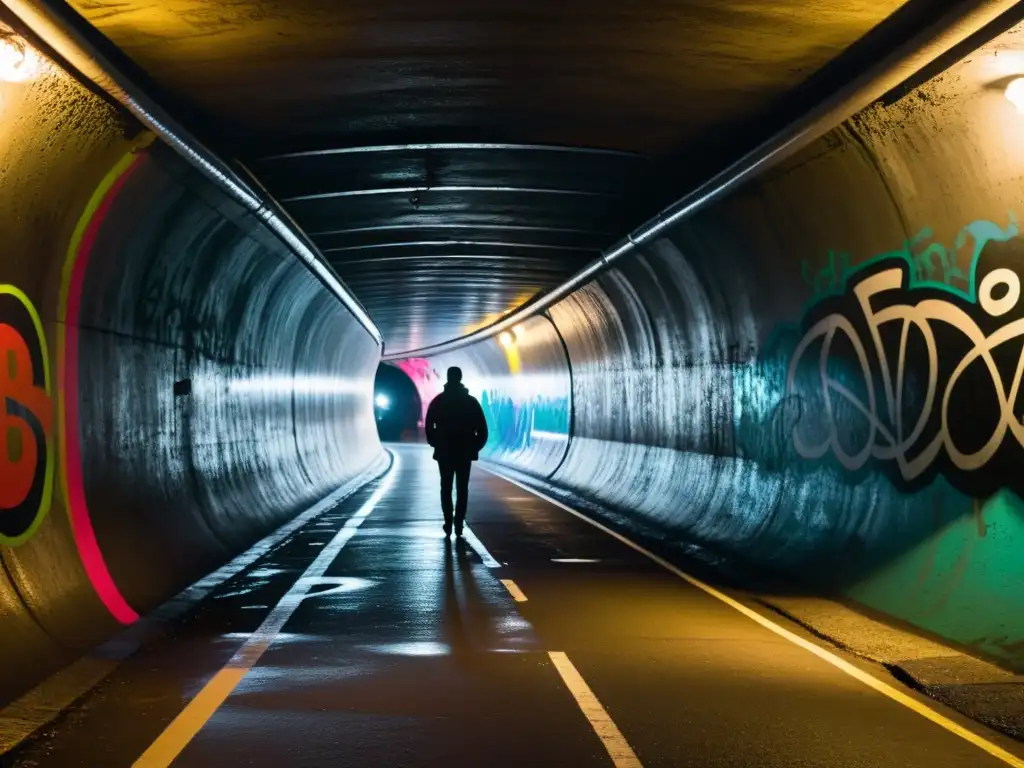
[500,579,528,602]
[548,651,643,768]
[485,467,1024,768]
[133,456,398,768]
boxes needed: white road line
[133,455,399,768]
[0,453,391,757]
[500,579,528,602]
[548,652,643,768]
[462,525,502,567]
[485,467,1024,768]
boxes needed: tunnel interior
[2,1,1024,758]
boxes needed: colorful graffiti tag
[479,390,570,455]
[394,358,443,427]
[58,148,147,624]
[799,216,1017,305]
[746,213,1024,498]
[0,284,54,546]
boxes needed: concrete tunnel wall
[0,51,384,705]
[6,9,1024,715]
[414,26,1024,669]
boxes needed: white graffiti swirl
[786,266,1024,479]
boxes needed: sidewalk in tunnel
[13,444,1024,767]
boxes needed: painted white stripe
[462,525,502,568]
[486,467,1024,768]
[133,455,398,768]
[500,579,528,602]
[548,652,643,768]
[0,454,391,757]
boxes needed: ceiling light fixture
[0,33,40,83]
[1006,77,1024,113]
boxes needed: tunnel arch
[1,0,1024,721]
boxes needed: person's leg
[438,461,455,534]
[454,461,472,534]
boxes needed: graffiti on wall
[799,216,1016,305]
[0,285,53,545]
[58,148,146,624]
[394,358,443,427]
[743,213,1024,498]
[480,390,569,454]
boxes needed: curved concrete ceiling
[67,0,913,354]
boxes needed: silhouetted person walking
[425,367,488,538]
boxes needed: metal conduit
[1,0,384,349]
[383,0,1023,361]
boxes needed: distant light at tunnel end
[1006,77,1024,113]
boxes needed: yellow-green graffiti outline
[0,283,54,546]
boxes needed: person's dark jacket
[425,382,488,462]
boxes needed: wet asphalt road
[12,444,1024,767]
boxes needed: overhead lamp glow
[0,35,41,83]
[374,394,390,410]
[1006,77,1024,114]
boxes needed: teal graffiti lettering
[799,212,1019,310]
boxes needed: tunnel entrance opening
[374,363,422,443]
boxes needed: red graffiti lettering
[0,323,51,510]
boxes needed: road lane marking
[500,579,528,602]
[486,467,1024,768]
[133,455,399,768]
[462,525,502,567]
[0,454,391,757]
[548,651,643,768]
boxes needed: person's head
[447,366,463,385]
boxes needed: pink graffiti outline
[60,152,144,624]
